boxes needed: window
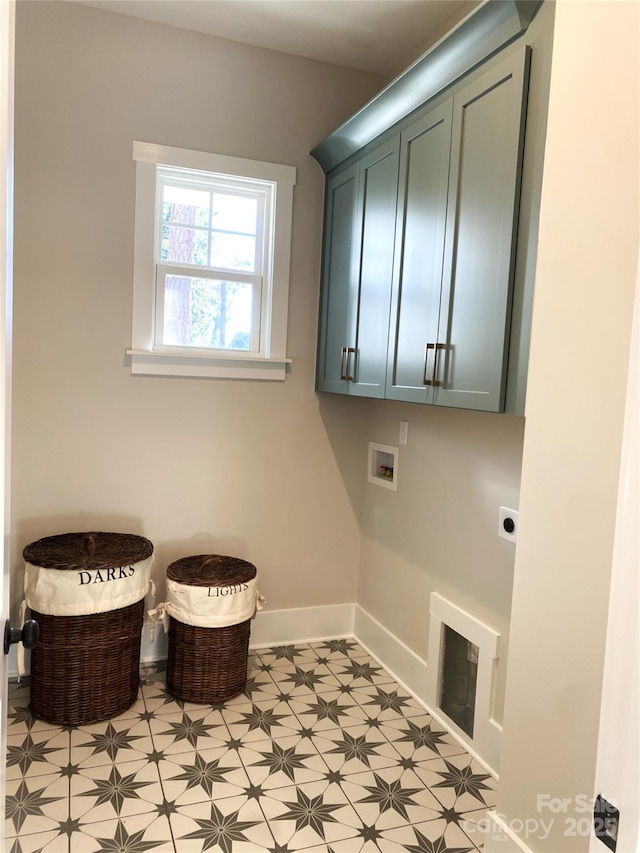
[129,142,296,379]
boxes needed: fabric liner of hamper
[21,531,154,725]
[155,572,264,630]
[24,553,154,616]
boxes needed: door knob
[3,618,39,655]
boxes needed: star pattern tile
[169,750,235,796]
[182,800,260,852]
[72,720,148,764]
[358,770,424,822]
[317,638,360,657]
[254,741,315,782]
[7,705,39,732]
[235,703,288,736]
[334,659,390,685]
[278,666,328,692]
[274,786,342,839]
[5,777,61,834]
[362,686,417,715]
[157,711,222,748]
[76,763,152,814]
[6,733,63,776]
[432,760,493,804]
[326,731,386,767]
[6,638,494,851]
[395,718,455,757]
[407,825,474,853]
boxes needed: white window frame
[128,141,296,380]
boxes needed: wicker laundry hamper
[23,532,154,726]
[166,554,258,704]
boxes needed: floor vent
[426,593,501,766]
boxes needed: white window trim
[128,141,296,380]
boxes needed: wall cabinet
[316,137,399,398]
[317,47,531,414]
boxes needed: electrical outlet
[498,507,519,543]
[399,421,408,446]
[594,794,619,852]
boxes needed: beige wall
[10,2,381,623]
[496,2,639,851]
[358,404,524,726]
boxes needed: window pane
[162,275,253,350]
[212,193,258,235]
[162,185,210,227]
[210,233,256,271]
[161,225,208,265]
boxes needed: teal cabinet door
[434,48,530,411]
[316,164,359,394]
[386,103,453,403]
[317,138,399,397]
[350,138,399,398]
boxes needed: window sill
[126,349,292,380]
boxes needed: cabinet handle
[340,347,347,381]
[432,342,445,387]
[423,342,445,386]
[345,347,356,382]
[423,343,434,385]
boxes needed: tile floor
[5,638,496,852]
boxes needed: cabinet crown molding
[310,0,542,174]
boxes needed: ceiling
[73,0,482,75]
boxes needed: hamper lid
[23,532,154,571]
[167,554,257,587]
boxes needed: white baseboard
[354,605,430,706]
[249,603,355,648]
[483,811,535,853]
